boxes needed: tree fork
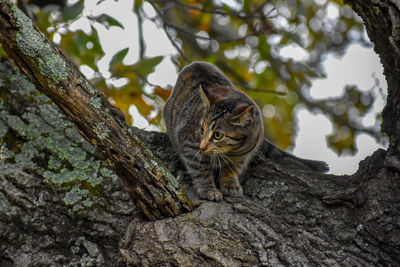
[0,0,196,220]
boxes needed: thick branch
[0,0,195,220]
[345,0,400,156]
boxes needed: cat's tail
[293,157,330,173]
[260,139,329,173]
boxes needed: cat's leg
[192,171,222,201]
[180,150,222,201]
[220,162,243,198]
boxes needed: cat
[163,62,263,201]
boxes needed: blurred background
[9,0,388,174]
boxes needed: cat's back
[164,62,234,113]
[163,62,235,146]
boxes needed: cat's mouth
[202,150,216,155]
[201,148,224,155]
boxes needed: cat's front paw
[197,188,223,202]
[221,183,243,198]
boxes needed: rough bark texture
[1,0,400,267]
[121,0,400,265]
[0,59,136,266]
[0,0,195,220]
[121,141,399,266]
[344,0,400,167]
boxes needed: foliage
[17,0,384,154]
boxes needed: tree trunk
[344,0,400,163]
[0,0,195,220]
[0,58,135,266]
[0,0,399,267]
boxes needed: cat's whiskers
[212,148,234,173]
[210,155,216,171]
[199,152,204,166]
[218,154,234,173]
[192,150,201,162]
[216,155,222,171]
[210,154,222,173]
[221,153,240,172]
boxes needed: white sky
[71,0,387,175]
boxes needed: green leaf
[132,56,163,76]
[327,126,356,156]
[134,0,143,11]
[88,26,104,55]
[257,35,270,58]
[109,48,130,73]
[243,0,251,13]
[94,14,124,29]
[63,0,84,21]
[35,9,53,35]
[59,27,104,72]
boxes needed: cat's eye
[213,131,224,140]
[201,126,204,135]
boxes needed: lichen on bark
[11,5,67,83]
[1,0,400,265]
[0,59,134,265]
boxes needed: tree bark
[0,0,195,220]
[344,0,400,166]
[0,0,400,267]
[120,0,400,265]
[0,58,135,266]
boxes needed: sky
[70,0,387,175]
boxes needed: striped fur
[163,62,263,201]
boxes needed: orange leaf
[154,86,172,100]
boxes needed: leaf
[199,13,212,32]
[243,0,251,13]
[132,56,163,77]
[105,84,154,126]
[343,85,374,116]
[134,0,143,11]
[59,27,104,72]
[327,126,356,156]
[104,56,164,126]
[87,26,104,55]
[257,35,270,58]
[63,0,84,21]
[109,48,130,73]
[154,86,172,101]
[265,115,293,149]
[35,10,53,35]
[94,14,124,29]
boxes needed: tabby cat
[163,62,263,201]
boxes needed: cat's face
[199,103,255,155]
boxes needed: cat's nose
[199,141,207,151]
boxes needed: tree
[0,0,196,221]
[0,0,399,266]
[15,0,383,154]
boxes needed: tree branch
[345,0,400,156]
[0,0,196,220]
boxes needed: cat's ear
[231,104,255,126]
[200,85,212,109]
